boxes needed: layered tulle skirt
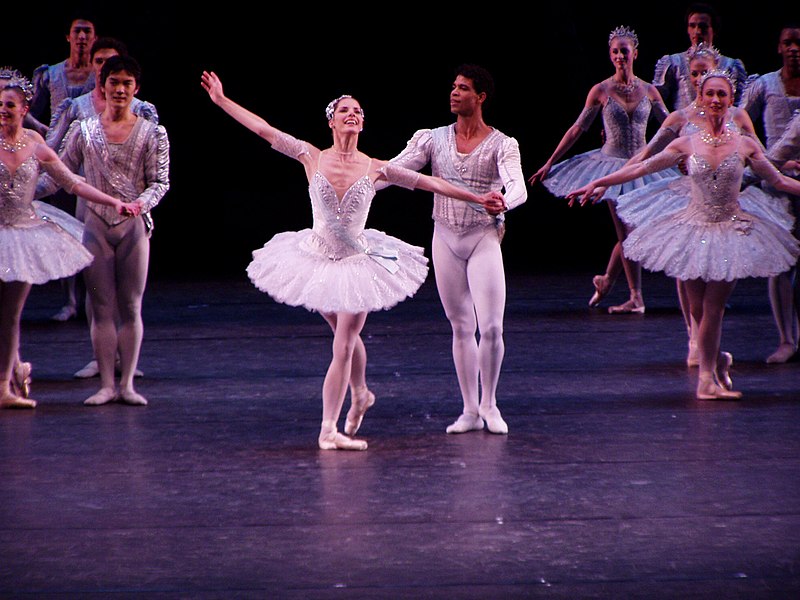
[0,214,91,284]
[246,228,429,314]
[542,149,680,201]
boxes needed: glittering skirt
[246,228,429,313]
[542,148,680,201]
[0,218,92,284]
[621,204,800,282]
[615,176,795,233]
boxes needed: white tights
[82,212,149,392]
[0,281,32,383]
[432,223,505,415]
[319,311,368,427]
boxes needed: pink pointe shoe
[318,424,367,451]
[696,374,742,401]
[589,274,612,307]
[344,387,376,436]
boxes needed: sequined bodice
[602,96,651,158]
[0,156,40,227]
[687,150,744,222]
[307,171,375,260]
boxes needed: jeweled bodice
[307,172,374,260]
[0,156,40,227]
[601,97,651,158]
[687,151,744,222]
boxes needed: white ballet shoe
[51,304,77,322]
[83,387,118,406]
[344,387,376,436]
[716,352,734,391]
[74,360,99,379]
[766,343,796,364]
[75,359,143,379]
[479,405,509,435]
[1,391,36,409]
[445,413,484,434]
[318,425,367,451]
[118,389,148,406]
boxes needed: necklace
[612,76,639,96]
[0,130,29,153]
[699,126,733,147]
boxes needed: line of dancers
[3,6,800,452]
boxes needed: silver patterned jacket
[390,125,526,234]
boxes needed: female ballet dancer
[0,75,132,408]
[567,70,800,400]
[530,26,677,314]
[201,71,505,450]
[585,45,793,367]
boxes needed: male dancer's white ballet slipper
[716,352,734,391]
[51,304,77,322]
[83,387,118,406]
[766,343,796,364]
[318,423,367,451]
[118,389,148,406]
[479,405,508,435]
[344,387,375,436]
[74,360,99,379]
[445,413,484,434]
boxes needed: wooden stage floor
[2,271,799,598]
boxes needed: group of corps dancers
[2,5,800,451]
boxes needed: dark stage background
[5,2,796,281]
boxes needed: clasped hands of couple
[481,191,506,215]
[116,201,143,217]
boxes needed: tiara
[325,94,364,121]
[688,42,721,65]
[608,25,639,49]
[699,68,735,94]
[0,67,33,103]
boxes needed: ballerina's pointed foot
[766,343,796,364]
[119,389,148,406]
[12,362,32,398]
[445,413,484,434]
[716,351,734,390]
[589,274,612,307]
[478,405,508,435]
[83,387,118,406]
[1,391,36,409]
[318,426,368,451]
[608,298,645,315]
[696,376,742,401]
[344,387,376,436]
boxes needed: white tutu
[247,228,429,314]
[0,221,92,284]
[622,209,799,282]
[616,176,795,233]
[32,200,85,242]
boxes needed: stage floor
[2,271,799,598]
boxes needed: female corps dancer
[530,26,677,314]
[201,71,505,450]
[587,45,793,367]
[567,70,800,400]
[0,74,132,408]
